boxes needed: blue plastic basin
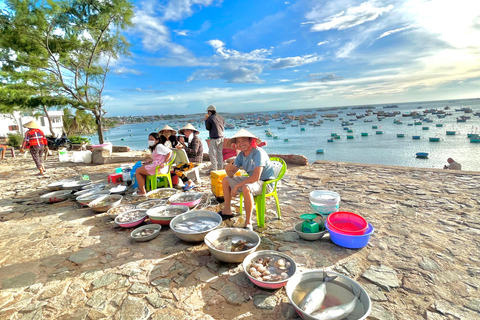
[326,222,374,249]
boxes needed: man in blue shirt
[220,129,275,230]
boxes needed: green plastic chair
[239,157,287,227]
[146,152,176,191]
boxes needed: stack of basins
[326,211,374,249]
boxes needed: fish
[298,274,338,314]
[309,287,360,320]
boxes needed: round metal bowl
[205,228,261,263]
[107,204,136,217]
[285,270,372,320]
[169,210,222,242]
[76,190,110,206]
[294,222,327,241]
[147,205,189,225]
[41,190,73,204]
[115,209,147,228]
[82,182,107,190]
[109,185,127,195]
[130,224,161,242]
[136,199,167,210]
[88,195,123,213]
[47,179,74,191]
[243,250,297,289]
[73,187,102,199]
[168,192,203,208]
[145,188,179,200]
[62,180,92,190]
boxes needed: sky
[2,0,480,116]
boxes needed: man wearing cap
[20,120,48,175]
[220,129,275,230]
[205,105,225,171]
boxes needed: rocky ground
[0,154,479,320]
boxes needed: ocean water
[87,98,480,171]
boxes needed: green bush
[7,133,23,148]
[69,136,91,144]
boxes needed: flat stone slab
[362,265,400,291]
[68,248,98,264]
[2,272,36,290]
[120,296,150,320]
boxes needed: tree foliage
[0,0,134,143]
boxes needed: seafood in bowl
[170,210,222,242]
[285,270,371,320]
[243,250,297,289]
[147,205,189,225]
[130,224,161,242]
[107,204,136,216]
[115,209,147,228]
[168,192,203,208]
[136,200,167,210]
[205,228,261,263]
[146,188,178,199]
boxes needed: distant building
[0,110,64,138]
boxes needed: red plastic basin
[327,211,368,235]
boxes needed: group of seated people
[133,124,275,231]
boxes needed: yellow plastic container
[210,170,227,180]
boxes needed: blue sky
[3,0,480,116]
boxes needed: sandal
[217,210,235,220]
[183,183,196,191]
[245,224,253,231]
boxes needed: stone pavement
[0,155,479,319]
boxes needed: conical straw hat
[159,125,177,135]
[22,120,40,129]
[178,123,200,135]
[226,128,262,149]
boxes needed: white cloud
[306,1,393,32]
[269,54,322,70]
[317,41,328,46]
[114,67,143,76]
[162,0,214,22]
[206,40,272,61]
[282,40,296,45]
[376,26,413,40]
[174,30,189,36]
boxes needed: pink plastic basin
[327,211,368,235]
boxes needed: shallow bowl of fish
[169,210,222,242]
[168,192,203,208]
[62,180,93,190]
[107,204,136,217]
[88,195,123,213]
[109,185,127,195]
[41,190,73,204]
[147,205,189,225]
[136,199,167,210]
[115,209,147,228]
[76,190,111,206]
[294,222,327,241]
[47,179,74,191]
[130,224,161,242]
[285,270,371,320]
[145,188,179,200]
[204,228,261,263]
[242,250,297,289]
[73,187,102,199]
[82,182,107,191]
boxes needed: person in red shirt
[21,120,48,175]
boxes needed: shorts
[226,176,273,197]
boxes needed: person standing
[20,120,48,175]
[205,105,225,172]
[444,158,462,170]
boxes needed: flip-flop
[245,224,253,231]
[217,210,234,220]
[132,191,147,197]
[183,183,195,191]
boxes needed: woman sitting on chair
[220,129,275,230]
[158,125,178,148]
[133,132,172,196]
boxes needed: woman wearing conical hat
[20,120,48,175]
[220,129,275,230]
[158,125,178,148]
[176,123,203,163]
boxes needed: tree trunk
[95,113,104,144]
[42,105,55,137]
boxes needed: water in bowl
[292,279,366,320]
[212,235,257,252]
[174,217,218,233]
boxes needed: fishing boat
[429,137,440,142]
[376,131,383,134]
[284,139,289,142]
[470,138,480,143]
[414,121,422,125]
[333,135,341,139]
[327,139,334,142]
[407,123,413,126]
[347,135,354,139]
[361,132,369,136]
[397,134,405,138]
[278,126,286,129]
[436,124,444,127]
[372,125,378,129]
[331,133,338,137]
[446,131,456,135]
[467,133,479,138]
[456,118,467,123]
[343,127,349,130]
[412,136,421,139]
[422,127,429,130]
[416,152,429,158]
[300,127,306,131]
[273,136,279,140]
[347,129,353,133]
[316,149,325,154]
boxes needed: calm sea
[87,98,480,171]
